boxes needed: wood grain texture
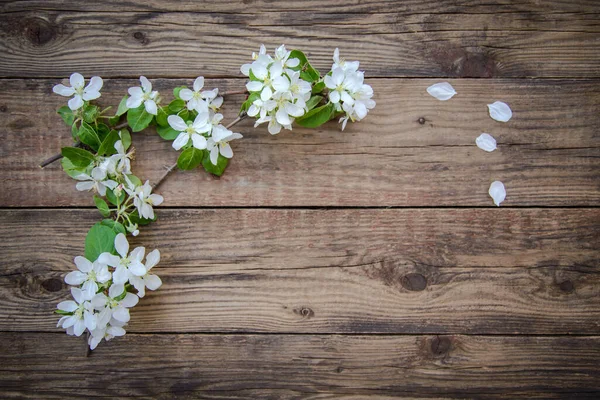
[2,209,598,334]
[2,78,599,207]
[1,332,599,399]
[0,6,599,78]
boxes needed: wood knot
[293,306,314,319]
[400,273,427,291]
[41,278,63,292]
[417,117,426,125]
[0,105,7,113]
[430,336,452,356]
[558,280,575,293]
[24,18,56,46]
[133,31,149,45]
[336,366,344,373]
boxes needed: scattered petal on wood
[489,181,506,206]
[476,133,497,152]
[488,101,512,122]
[426,82,457,101]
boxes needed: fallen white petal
[476,133,497,152]
[488,181,506,206]
[487,101,512,122]
[426,82,457,101]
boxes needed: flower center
[290,84,299,93]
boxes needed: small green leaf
[84,223,116,261]
[306,95,323,111]
[97,129,121,156]
[126,174,142,187]
[129,209,156,225]
[295,103,335,128]
[173,86,187,100]
[71,122,79,140]
[120,129,132,151]
[55,309,74,316]
[57,106,75,126]
[105,188,125,206]
[82,105,99,123]
[61,146,95,168]
[248,69,260,82]
[157,124,180,140]
[289,49,321,82]
[177,147,204,170]
[127,105,153,132]
[312,81,326,95]
[115,96,129,117]
[61,157,89,179]
[108,115,120,126]
[202,151,229,176]
[156,107,169,127]
[78,121,102,150]
[93,195,111,217]
[101,219,126,234]
[168,99,186,113]
[240,92,260,113]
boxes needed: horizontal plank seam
[1,206,598,210]
[2,76,600,81]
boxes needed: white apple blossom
[325,67,358,106]
[168,113,211,151]
[202,88,224,112]
[273,44,300,70]
[75,167,118,196]
[248,98,276,119]
[91,283,139,325]
[207,125,243,165]
[332,48,359,72]
[246,61,285,101]
[65,256,111,300]
[129,249,162,298]
[110,138,133,175]
[57,287,97,336]
[88,323,127,350]
[240,44,272,77]
[53,73,103,111]
[98,233,147,285]
[179,77,210,113]
[124,180,164,220]
[126,76,159,115]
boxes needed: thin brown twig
[152,112,248,191]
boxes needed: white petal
[109,283,125,299]
[476,133,497,152]
[53,84,75,97]
[329,90,340,104]
[324,74,336,90]
[107,326,126,337]
[74,256,93,273]
[220,143,233,159]
[260,86,273,101]
[193,76,204,92]
[57,300,78,312]
[86,76,103,92]
[140,76,152,92]
[488,181,506,206]
[130,247,145,263]
[332,68,345,85]
[272,76,290,92]
[172,132,190,151]
[488,101,512,122]
[84,310,97,331]
[112,307,130,323]
[427,82,457,101]
[68,95,84,111]
[126,95,143,109]
[144,99,158,115]
[168,115,188,131]
[98,253,120,267]
[71,288,85,304]
[144,274,162,291]
[275,108,292,126]
[75,181,94,192]
[114,233,129,258]
[286,57,300,68]
[145,249,160,270]
[82,280,98,300]
[129,261,147,277]
[113,266,129,284]
[192,134,208,150]
[121,293,139,308]
[65,270,87,286]
[246,81,263,92]
[73,319,86,337]
[240,63,251,76]
[179,88,194,101]
[69,73,84,89]
[210,147,219,165]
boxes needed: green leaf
[240,92,260,113]
[126,174,142,187]
[55,309,73,316]
[306,95,323,111]
[156,107,169,127]
[289,49,321,82]
[168,99,186,113]
[61,156,89,179]
[129,209,156,226]
[101,219,126,234]
[105,188,125,206]
[61,146,95,168]
[78,121,102,151]
[173,86,187,100]
[120,129,132,151]
[57,106,75,126]
[202,151,229,176]
[71,122,79,140]
[108,115,120,126]
[127,105,153,132]
[82,104,99,123]
[115,96,129,117]
[248,69,260,82]
[93,195,111,217]
[97,129,121,156]
[312,81,326,95]
[295,103,335,128]
[157,124,180,140]
[177,147,204,170]
[84,223,116,261]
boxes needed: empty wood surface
[2,78,599,207]
[1,0,599,398]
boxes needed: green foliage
[61,146,95,168]
[295,103,335,128]
[129,210,156,226]
[78,121,102,151]
[120,129,132,151]
[97,129,121,156]
[173,86,187,100]
[306,95,324,111]
[177,147,204,170]
[312,80,326,95]
[168,99,186,113]
[93,195,111,217]
[127,105,153,132]
[57,106,75,126]
[157,125,180,140]
[61,157,89,179]
[82,105,99,123]
[115,96,129,117]
[289,49,321,82]
[84,223,116,261]
[156,107,169,127]
[105,187,126,206]
[240,92,260,114]
[101,219,126,235]
[202,151,229,176]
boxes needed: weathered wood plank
[0,7,599,78]
[1,332,598,399]
[2,209,598,334]
[2,78,599,207]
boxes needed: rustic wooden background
[1,0,599,398]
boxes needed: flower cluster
[241,45,375,132]
[57,234,162,349]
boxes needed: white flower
[248,98,276,119]
[98,233,147,284]
[488,101,512,122]
[57,287,97,336]
[202,88,224,112]
[489,181,506,206]
[65,256,111,300]
[124,180,164,220]
[476,133,497,152]
[427,82,457,101]
[332,48,359,72]
[126,76,159,115]
[53,73,103,111]
[286,72,312,103]
[129,249,162,298]
[207,125,243,165]
[179,77,210,113]
[273,91,305,129]
[88,323,126,350]
[91,283,139,325]
[111,139,133,175]
[168,113,211,151]
[246,62,284,101]
[240,44,272,77]
[273,44,300,70]
[75,167,118,196]
[324,67,358,105]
